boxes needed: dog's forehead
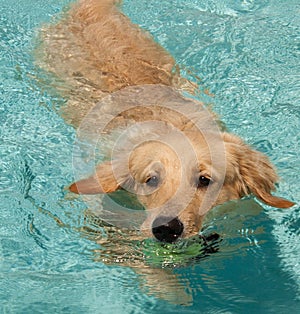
[185,130,227,179]
[131,128,224,161]
[129,138,205,176]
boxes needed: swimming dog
[37,0,294,244]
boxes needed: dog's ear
[223,133,295,208]
[69,161,119,194]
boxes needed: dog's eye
[145,175,159,187]
[198,176,211,188]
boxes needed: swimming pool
[0,0,299,312]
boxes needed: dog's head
[69,85,294,242]
[69,124,294,242]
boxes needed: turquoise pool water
[0,0,299,312]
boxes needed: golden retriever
[37,0,294,244]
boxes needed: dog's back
[37,0,194,125]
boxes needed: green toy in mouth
[82,188,222,268]
[142,233,221,268]
[86,213,221,267]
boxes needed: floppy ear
[69,161,119,194]
[223,133,295,209]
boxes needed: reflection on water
[68,198,268,305]
[80,211,220,305]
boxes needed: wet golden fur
[38,0,294,241]
[37,0,193,126]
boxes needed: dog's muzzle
[152,216,184,243]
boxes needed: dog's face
[69,127,294,243]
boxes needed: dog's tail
[71,0,122,23]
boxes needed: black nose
[152,216,184,243]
